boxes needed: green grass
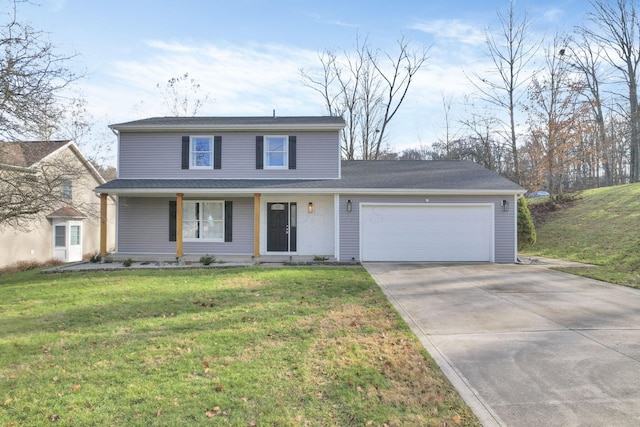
[0,267,478,426]
[522,183,640,288]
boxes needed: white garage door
[360,204,494,262]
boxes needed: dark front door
[267,202,297,252]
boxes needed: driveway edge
[364,264,505,427]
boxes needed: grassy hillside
[523,183,640,288]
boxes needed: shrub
[122,258,133,267]
[0,259,64,275]
[199,254,216,266]
[517,196,537,248]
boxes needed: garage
[360,203,494,262]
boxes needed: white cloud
[41,0,67,12]
[95,40,322,120]
[543,8,564,24]
[410,19,485,46]
[77,37,502,162]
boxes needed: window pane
[183,221,199,239]
[202,220,223,239]
[183,203,197,220]
[194,138,211,151]
[267,152,285,167]
[267,137,286,152]
[194,152,212,167]
[62,180,72,199]
[265,137,287,167]
[55,226,66,247]
[203,202,223,221]
[183,202,225,240]
[70,226,81,245]
[191,137,213,168]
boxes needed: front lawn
[0,267,478,426]
[523,184,640,288]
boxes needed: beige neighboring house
[0,140,116,268]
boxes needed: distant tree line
[302,0,640,195]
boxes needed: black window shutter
[214,136,222,169]
[181,136,190,169]
[288,136,296,170]
[169,201,177,242]
[224,201,233,242]
[256,136,264,169]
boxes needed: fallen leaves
[205,406,230,417]
[71,384,80,392]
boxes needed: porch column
[253,193,261,258]
[176,193,184,258]
[100,193,108,257]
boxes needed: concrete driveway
[365,262,640,427]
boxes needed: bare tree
[301,36,428,159]
[524,35,589,195]
[0,142,93,229]
[398,147,429,160]
[34,96,115,167]
[468,0,538,184]
[436,93,460,160]
[368,37,429,159]
[459,107,504,172]
[0,3,90,228]
[156,72,211,116]
[582,0,640,182]
[0,3,78,141]
[563,31,611,186]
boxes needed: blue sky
[14,0,589,162]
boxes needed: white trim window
[264,136,288,169]
[62,180,73,199]
[183,201,224,241]
[190,136,214,169]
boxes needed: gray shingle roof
[0,140,70,167]
[110,116,345,131]
[96,160,523,193]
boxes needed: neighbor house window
[190,136,214,169]
[264,136,288,169]
[70,225,81,245]
[183,201,224,241]
[54,225,66,247]
[62,180,73,199]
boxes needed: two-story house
[95,116,524,263]
[0,140,116,268]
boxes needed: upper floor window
[264,136,288,169]
[190,136,213,169]
[62,180,73,200]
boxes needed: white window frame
[182,200,225,242]
[62,180,73,200]
[70,224,81,246]
[190,136,214,169]
[264,135,288,169]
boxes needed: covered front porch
[96,191,338,262]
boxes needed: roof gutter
[108,123,346,132]
[95,187,525,197]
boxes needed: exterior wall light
[502,199,509,212]
[308,202,314,213]
[347,199,352,212]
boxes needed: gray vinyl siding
[338,195,516,263]
[118,131,340,179]
[118,197,254,255]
